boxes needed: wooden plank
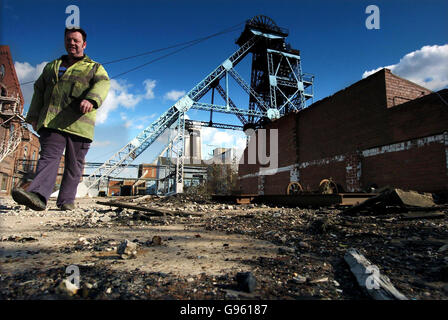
[131,195,154,202]
[96,201,203,217]
[344,248,408,300]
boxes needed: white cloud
[97,79,141,123]
[200,127,246,159]
[143,79,156,99]
[362,44,448,91]
[164,90,185,101]
[117,111,157,130]
[14,61,48,104]
[91,140,112,147]
[97,78,157,124]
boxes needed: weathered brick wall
[345,151,362,192]
[388,92,448,142]
[385,69,432,108]
[264,171,291,195]
[297,69,389,162]
[362,142,447,193]
[300,161,347,192]
[0,46,24,113]
[238,68,448,194]
[238,176,258,194]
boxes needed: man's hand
[80,99,94,114]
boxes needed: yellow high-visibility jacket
[26,55,110,141]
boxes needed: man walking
[12,27,110,211]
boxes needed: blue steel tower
[237,15,314,129]
[82,16,314,195]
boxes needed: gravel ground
[1,194,447,300]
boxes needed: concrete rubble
[0,192,447,300]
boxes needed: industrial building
[0,45,41,195]
[238,68,448,195]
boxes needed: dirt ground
[1,193,447,300]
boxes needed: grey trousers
[27,128,90,207]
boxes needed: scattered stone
[278,246,295,255]
[76,237,90,245]
[292,275,307,284]
[99,215,112,223]
[439,265,448,281]
[309,277,329,284]
[443,284,448,294]
[236,272,256,293]
[1,235,38,243]
[117,239,138,259]
[299,241,310,249]
[152,236,162,246]
[90,217,99,223]
[56,279,79,296]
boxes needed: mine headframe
[237,15,314,129]
[83,15,314,195]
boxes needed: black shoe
[11,188,46,211]
[59,203,75,211]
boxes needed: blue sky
[2,0,447,167]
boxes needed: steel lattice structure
[84,15,314,194]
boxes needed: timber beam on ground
[96,200,203,217]
[212,193,377,207]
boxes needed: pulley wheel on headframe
[249,15,280,31]
[319,179,338,194]
[287,182,303,195]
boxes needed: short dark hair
[65,27,87,42]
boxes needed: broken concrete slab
[392,189,436,208]
[342,188,438,216]
[344,248,408,300]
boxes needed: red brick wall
[362,142,447,193]
[238,68,448,194]
[297,69,390,162]
[388,93,448,142]
[0,45,39,194]
[385,69,431,108]
[239,114,298,176]
[300,162,347,192]
[264,171,291,195]
[0,45,24,113]
[266,115,298,168]
[238,176,258,194]
[139,164,157,179]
